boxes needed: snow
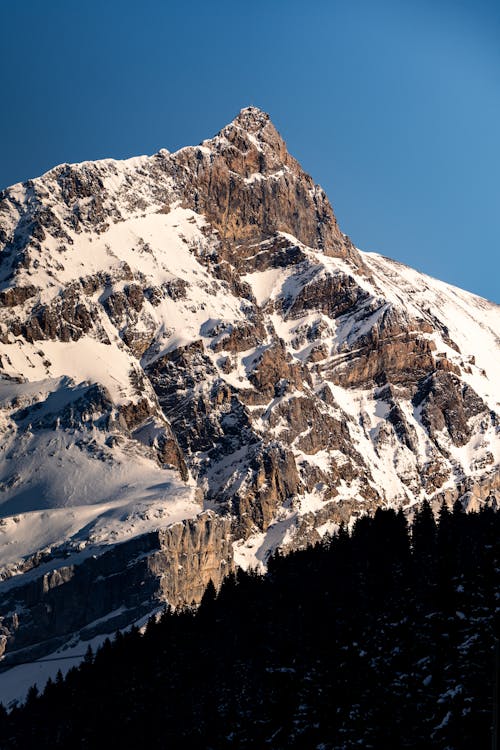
[0,373,201,572]
[1,207,498,538]
[0,465,200,572]
[299,489,331,514]
[316,520,339,537]
[243,168,288,185]
[233,513,298,572]
[241,267,289,306]
[362,251,500,413]
[0,126,499,616]
[2,339,136,404]
[228,231,499,506]
[0,606,161,709]
[434,711,452,730]
[0,634,107,710]
[0,190,254,573]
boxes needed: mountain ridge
[0,107,499,695]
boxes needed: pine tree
[3,507,500,749]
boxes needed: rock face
[0,107,499,670]
[173,108,354,260]
[151,513,233,604]
[0,512,233,665]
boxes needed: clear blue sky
[1,0,499,302]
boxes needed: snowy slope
[0,107,498,684]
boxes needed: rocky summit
[0,107,499,692]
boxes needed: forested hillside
[1,501,498,749]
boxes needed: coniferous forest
[1,501,499,749]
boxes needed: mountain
[0,107,499,693]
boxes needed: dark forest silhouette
[1,500,499,749]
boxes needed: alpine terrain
[0,107,499,698]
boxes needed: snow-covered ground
[0,607,161,709]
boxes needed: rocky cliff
[0,107,499,678]
[0,512,232,665]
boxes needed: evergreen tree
[2,506,499,749]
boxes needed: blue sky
[1,0,499,302]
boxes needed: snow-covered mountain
[0,107,499,687]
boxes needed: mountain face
[0,107,499,680]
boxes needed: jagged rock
[377,385,419,453]
[15,289,106,343]
[173,107,355,259]
[328,333,440,388]
[0,285,38,307]
[286,271,369,319]
[14,383,114,431]
[268,396,350,455]
[119,397,157,431]
[150,513,234,604]
[232,443,302,537]
[0,107,498,678]
[420,459,451,493]
[0,512,232,664]
[120,397,188,478]
[162,278,189,300]
[414,371,488,447]
[247,341,311,401]
[307,344,329,362]
[233,235,308,273]
[213,320,267,353]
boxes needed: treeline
[1,500,499,749]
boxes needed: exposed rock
[268,396,351,455]
[233,235,308,273]
[0,285,38,307]
[162,277,189,301]
[232,443,302,537]
[286,271,369,319]
[420,459,451,493]
[17,289,106,343]
[13,383,114,431]
[120,397,188,478]
[327,333,440,388]
[413,371,488,447]
[173,107,355,260]
[150,513,234,605]
[0,512,233,664]
[378,385,419,453]
[307,344,329,363]
[248,341,311,401]
[213,320,267,353]
[119,397,157,431]
[0,106,498,676]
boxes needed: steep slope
[0,107,499,677]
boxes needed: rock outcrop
[0,512,233,665]
[0,107,499,672]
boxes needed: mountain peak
[192,106,352,257]
[213,105,283,154]
[0,109,500,695]
[231,105,271,132]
